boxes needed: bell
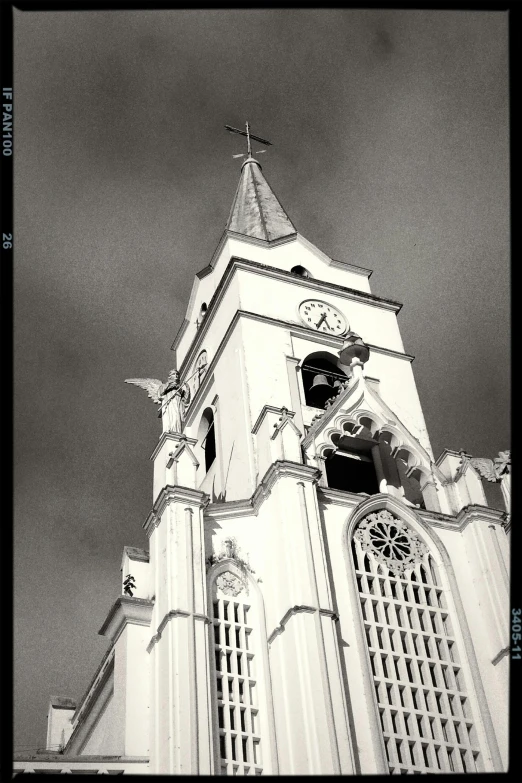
[308,374,333,408]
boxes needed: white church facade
[14,140,510,775]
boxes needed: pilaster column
[145,486,212,775]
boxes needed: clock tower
[17,139,510,776]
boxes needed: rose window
[354,510,428,576]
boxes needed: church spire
[225,122,296,242]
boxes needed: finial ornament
[225,121,272,161]
[125,369,191,434]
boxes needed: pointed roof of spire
[226,157,296,242]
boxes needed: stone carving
[461,449,511,482]
[216,571,244,597]
[354,509,428,576]
[125,369,191,433]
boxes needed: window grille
[352,509,481,774]
[211,582,263,775]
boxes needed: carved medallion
[354,509,428,576]
[216,571,244,597]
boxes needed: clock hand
[316,312,327,329]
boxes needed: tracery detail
[354,510,428,576]
[216,571,245,597]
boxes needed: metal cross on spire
[225,121,272,160]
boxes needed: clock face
[299,299,348,336]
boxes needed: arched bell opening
[301,352,348,410]
[323,435,380,496]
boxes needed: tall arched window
[200,407,216,472]
[351,509,481,774]
[209,566,266,775]
[301,351,348,410]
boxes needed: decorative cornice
[252,404,295,435]
[149,431,198,462]
[143,484,210,535]
[174,255,403,367]
[98,596,153,643]
[204,461,321,522]
[330,257,373,277]
[366,342,414,362]
[147,609,211,653]
[267,604,339,645]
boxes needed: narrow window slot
[370,654,376,676]
[393,658,401,680]
[401,633,408,654]
[406,660,414,683]
[220,735,227,759]
[404,713,411,735]
[229,707,235,731]
[412,689,419,710]
[429,718,435,740]
[225,626,230,647]
[416,716,424,738]
[399,687,405,708]
[382,655,389,678]
[396,740,403,764]
[372,602,379,622]
[242,737,248,763]
[460,750,467,772]
[423,637,431,658]
[430,613,438,634]
[234,604,239,623]
[231,735,236,761]
[454,722,461,744]
[422,745,429,767]
[218,705,224,729]
[240,709,246,732]
[391,712,398,733]
[430,664,438,688]
[409,743,416,765]
[441,721,448,741]
[214,625,220,644]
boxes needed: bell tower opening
[301,352,348,410]
[324,446,379,495]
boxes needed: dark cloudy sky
[13,9,509,750]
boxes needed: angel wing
[125,378,164,404]
[469,457,498,482]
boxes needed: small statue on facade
[125,369,191,434]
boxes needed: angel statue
[464,450,511,483]
[125,369,191,434]
[459,449,511,516]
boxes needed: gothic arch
[206,559,278,775]
[341,494,502,773]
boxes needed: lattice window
[351,510,481,774]
[211,572,263,776]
